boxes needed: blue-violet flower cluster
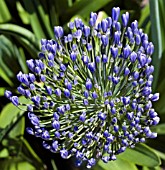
[5,7,160,168]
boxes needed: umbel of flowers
[5,7,160,168]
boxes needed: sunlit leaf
[118,143,161,167]
[97,158,138,170]
[0,0,11,23]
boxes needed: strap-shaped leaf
[0,24,39,50]
[0,0,11,23]
[0,97,30,142]
[97,157,138,170]
[60,0,112,23]
[150,0,165,91]
[118,143,161,167]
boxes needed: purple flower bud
[122,97,130,105]
[114,125,119,132]
[145,65,154,76]
[95,56,100,63]
[34,66,41,74]
[45,86,52,95]
[68,22,74,29]
[92,91,98,99]
[60,63,67,72]
[112,117,117,123]
[133,71,139,80]
[131,20,138,30]
[88,62,96,73]
[53,112,59,120]
[17,72,29,86]
[54,26,64,38]
[127,28,133,39]
[113,31,120,44]
[102,54,108,63]
[112,77,120,84]
[52,120,60,130]
[101,35,108,46]
[87,43,92,51]
[26,127,34,135]
[73,29,82,41]
[111,107,116,114]
[152,117,160,125]
[106,17,112,27]
[124,67,130,76]
[98,112,106,120]
[146,42,154,55]
[138,54,147,67]
[115,22,121,31]
[135,34,141,45]
[66,82,72,91]
[112,7,120,21]
[83,26,90,37]
[130,51,137,63]
[83,99,88,105]
[121,12,129,27]
[79,113,86,122]
[48,53,54,60]
[101,19,108,32]
[25,90,31,97]
[64,89,70,98]
[85,78,92,90]
[41,39,47,45]
[54,131,60,138]
[74,18,83,29]
[113,66,119,74]
[89,12,97,26]
[42,130,50,140]
[4,90,12,99]
[81,55,89,65]
[123,45,131,59]
[31,96,40,106]
[142,87,151,96]
[150,93,159,101]
[26,59,35,72]
[111,47,118,58]
[84,90,89,98]
[11,96,19,106]
[27,104,33,111]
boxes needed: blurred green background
[0,0,165,169]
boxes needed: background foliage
[0,0,165,169]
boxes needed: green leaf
[151,123,165,134]
[97,158,138,170]
[0,67,14,86]
[0,96,31,141]
[155,79,165,114]
[153,149,165,161]
[0,24,39,50]
[17,47,28,74]
[138,4,150,34]
[33,0,54,38]
[61,0,112,23]
[143,166,161,170]
[118,143,161,167]
[22,0,46,39]
[16,1,30,25]
[0,87,5,96]
[0,0,11,23]
[0,148,9,158]
[149,0,165,91]
[17,162,36,170]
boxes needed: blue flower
[5,7,159,168]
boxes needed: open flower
[5,7,159,168]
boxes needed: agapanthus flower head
[5,7,159,168]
